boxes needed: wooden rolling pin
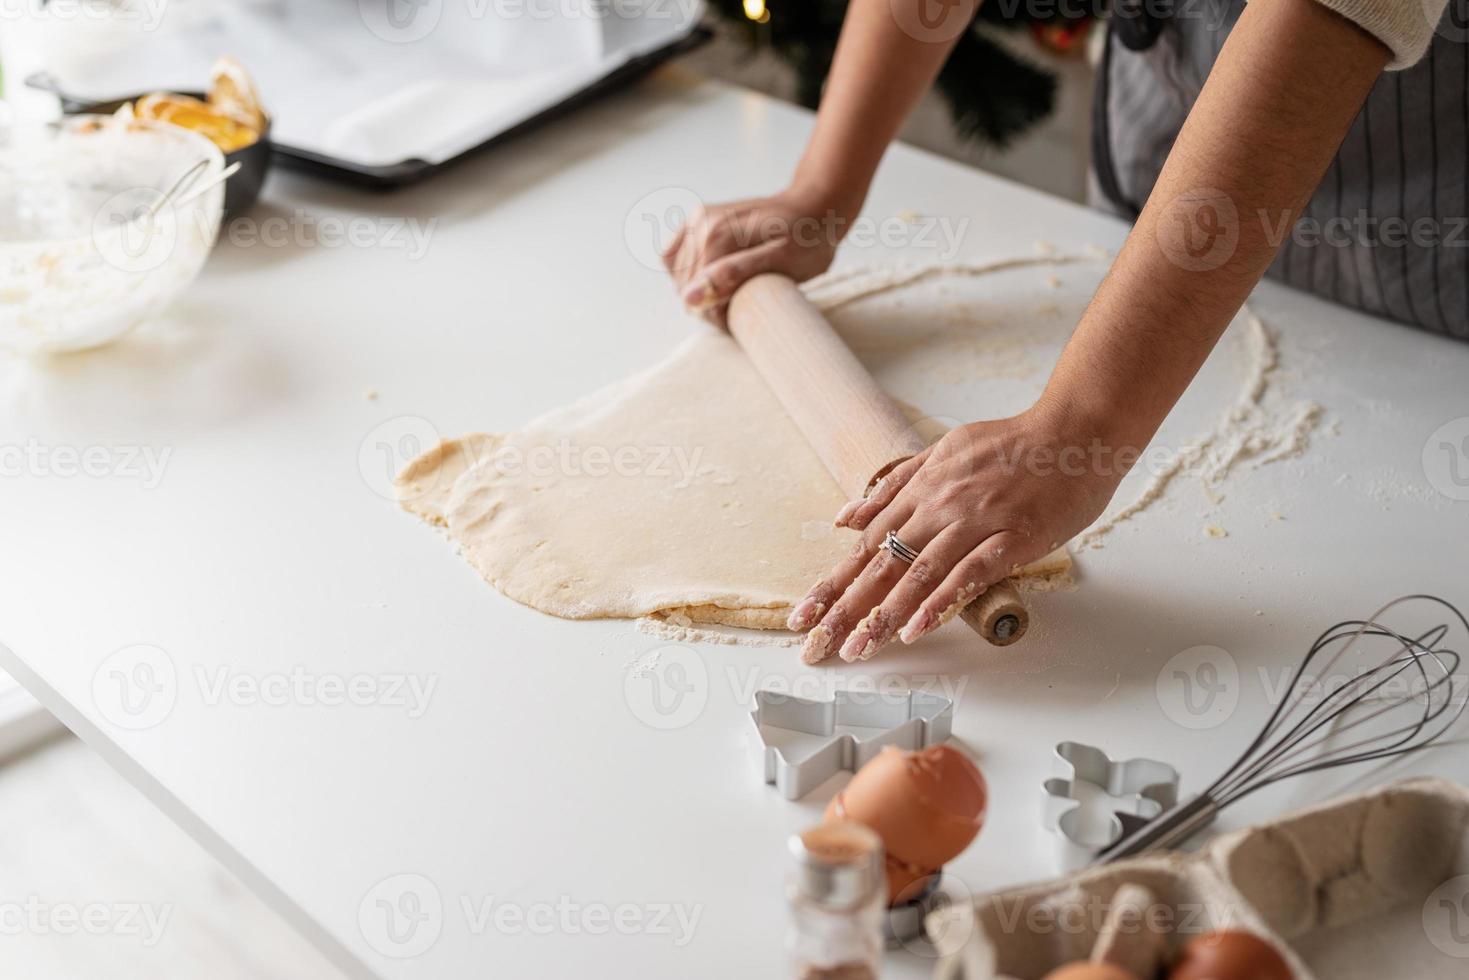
[726,273,1028,646]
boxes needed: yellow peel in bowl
[132,93,260,153]
[208,55,266,132]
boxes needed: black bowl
[50,87,272,218]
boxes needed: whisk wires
[1205,594,1468,810]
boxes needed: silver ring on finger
[882,530,921,565]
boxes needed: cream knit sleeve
[1310,0,1451,68]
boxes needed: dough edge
[396,435,1072,629]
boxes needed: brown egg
[823,744,986,904]
[1169,930,1293,980]
[1041,964,1138,980]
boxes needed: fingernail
[683,278,720,311]
[846,612,896,661]
[801,624,837,665]
[833,500,862,528]
[787,596,824,632]
[682,279,705,306]
[899,609,934,644]
[847,500,875,530]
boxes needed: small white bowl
[0,115,226,354]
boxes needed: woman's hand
[661,187,849,326]
[788,405,1136,664]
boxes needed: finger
[660,222,687,268]
[830,517,949,663]
[800,545,911,665]
[685,239,791,327]
[669,208,719,292]
[899,530,1030,644]
[667,211,702,288]
[689,238,789,308]
[788,497,918,636]
[845,523,979,661]
[675,242,732,307]
[836,448,932,529]
[677,210,742,295]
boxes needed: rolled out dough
[396,331,1070,629]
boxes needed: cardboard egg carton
[929,777,1469,979]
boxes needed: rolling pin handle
[958,581,1030,647]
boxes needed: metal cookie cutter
[750,688,953,800]
[1041,741,1180,871]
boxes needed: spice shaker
[787,820,885,980]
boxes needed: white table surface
[2,68,1467,979]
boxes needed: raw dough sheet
[395,314,1073,629]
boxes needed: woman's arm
[788,0,978,220]
[1044,0,1390,451]
[792,0,1391,664]
[663,0,977,320]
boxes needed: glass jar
[787,820,885,980]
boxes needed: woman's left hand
[787,404,1133,664]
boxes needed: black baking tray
[31,25,710,192]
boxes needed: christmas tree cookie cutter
[749,688,953,800]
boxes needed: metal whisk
[1096,594,1469,863]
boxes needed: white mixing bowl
[0,114,226,354]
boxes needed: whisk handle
[1093,794,1220,864]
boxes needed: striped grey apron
[1092,0,1469,339]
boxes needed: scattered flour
[1080,310,1323,549]
[806,259,1322,554]
[803,254,1093,313]
[1363,468,1447,511]
[804,254,1099,386]
[847,326,1044,383]
[623,648,663,676]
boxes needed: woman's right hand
[662,186,850,327]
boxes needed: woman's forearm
[661,0,975,316]
[793,0,978,218]
[1041,0,1389,446]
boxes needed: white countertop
[2,69,1466,979]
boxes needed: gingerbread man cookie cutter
[1041,741,1180,871]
